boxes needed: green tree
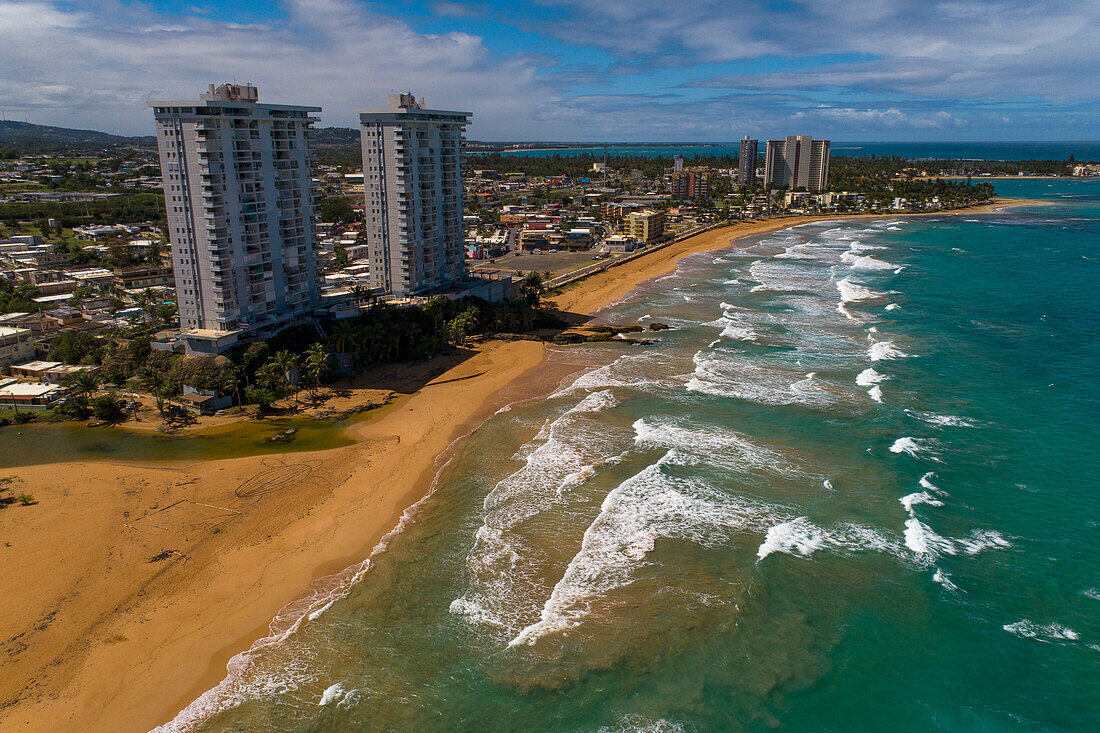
[333,244,350,268]
[61,369,101,399]
[49,332,99,364]
[90,393,125,421]
[273,351,299,403]
[519,271,545,307]
[303,343,330,397]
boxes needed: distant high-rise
[737,136,758,186]
[359,93,471,297]
[765,136,830,191]
[149,84,320,350]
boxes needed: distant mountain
[0,121,155,152]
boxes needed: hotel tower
[764,135,830,191]
[149,83,320,352]
[359,93,471,297]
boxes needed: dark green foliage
[0,192,165,229]
[49,331,100,364]
[0,278,41,314]
[318,195,358,224]
[519,271,545,307]
[333,243,350,268]
[90,393,124,421]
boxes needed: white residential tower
[359,93,471,297]
[149,83,321,352]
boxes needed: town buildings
[359,93,471,297]
[149,83,321,353]
[670,168,711,200]
[738,136,758,187]
[765,135,830,191]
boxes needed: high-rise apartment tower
[149,84,320,350]
[764,135,830,191]
[738,136,758,186]
[359,93,471,297]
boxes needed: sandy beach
[0,198,1034,732]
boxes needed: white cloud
[0,0,558,137]
[0,0,1096,140]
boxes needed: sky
[0,0,1097,141]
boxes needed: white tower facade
[149,84,320,347]
[359,94,471,297]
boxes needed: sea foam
[509,459,779,646]
[1003,620,1080,642]
[856,367,888,387]
[836,277,885,303]
[890,437,929,458]
[868,340,908,361]
[899,491,945,513]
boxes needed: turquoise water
[165,180,1100,732]
[499,141,1100,160]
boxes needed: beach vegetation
[16,493,36,506]
[90,393,124,421]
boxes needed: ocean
[164,178,1100,732]
[497,141,1100,161]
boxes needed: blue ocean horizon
[495,141,1100,161]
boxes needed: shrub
[17,494,36,506]
[90,394,124,421]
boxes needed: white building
[149,83,321,352]
[359,93,471,297]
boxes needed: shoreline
[0,197,1040,732]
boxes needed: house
[179,385,234,415]
[0,382,64,410]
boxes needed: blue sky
[1,0,1097,140]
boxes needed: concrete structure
[625,209,666,244]
[603,235,636,253]
[0,382,63,410]
[0,326,34,371]
[670,168,711,200]
[765,136,830,191]
[359,93,471,297]
[149,83,322,352]
[738,136,758,186]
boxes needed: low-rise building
[0,326,34,370]
[603,235,636,253]
[114,265,174,290]
[0,382,63,410]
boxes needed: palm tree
[304,343,329,397]
[138,368,171,418]
[328,321,356,355]
[273,350,299,405]
[349,283,368,310]
[64,369,101,399]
